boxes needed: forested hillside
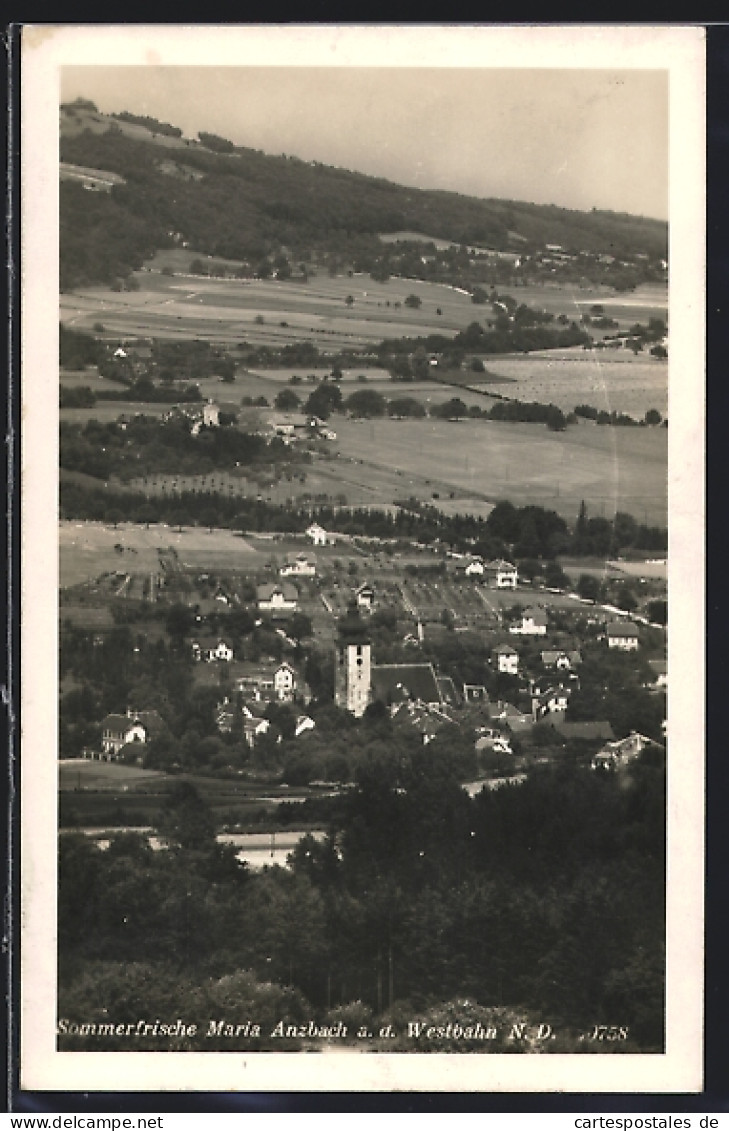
[60,104,668,290]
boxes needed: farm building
[606,621,640,651]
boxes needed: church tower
[334,601,371,718]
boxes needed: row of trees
[58,756,666,1051]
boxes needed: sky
[60,65,669,221]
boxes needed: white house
[606,621,640,651]
[99,709,163,759]
[191,637,234,663]
[202,400,220,427]
[280,551,317,578]
[463,559,484,577]
[485,559,518,589]
[101,713,147,757]
[510,608,548,636]
[257,582,298,615]
[493,643,519,675]
[273,661,298,702]
[306,522,331,547]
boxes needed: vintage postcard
[19,24,705,1095]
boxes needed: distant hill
[59,102,668,291]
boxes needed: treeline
[59,467,667,563]
[111,111,183,138]
[378,317,591,365]
[58,759,665,1051]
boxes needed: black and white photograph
[19,24,705,1095]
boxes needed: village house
[463,683,489,703]
[606,621,640,651]
[257,581,299,616]
[191,636,234,663]
[591,731,661,771]
[242,706,273,748]
[510,607,548,636]
[493,643,519,675]
[541,649,582,671]
[235,660,306,704]
[99,708,163,759]
[306,522,331,547]
[530,683,570,722]
[280,551,317,578]
[483,559,518,589]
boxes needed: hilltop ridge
[60,100,667,292]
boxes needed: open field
[60,270,667,356]
[60,521,264,588]
[59,759,167,791]
[332,416,667,526]
[473,348,668,419]
[60,271,477,350]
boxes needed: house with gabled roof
[541,649,581,671]
[257,581,298,615]
[591,731,662,771]
[484,559,518,589]
[280,551,317,578]
[606,621,640,651]
[510,607,548,636]
[493,642,519,674]
[100,708,164,759]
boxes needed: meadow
[60,266,666,356]
[59,521,264,588]
[332,416,667,527]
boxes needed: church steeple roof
[337,599,371,645]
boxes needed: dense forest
[58,756,665,1052]
[59,106,668,290]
